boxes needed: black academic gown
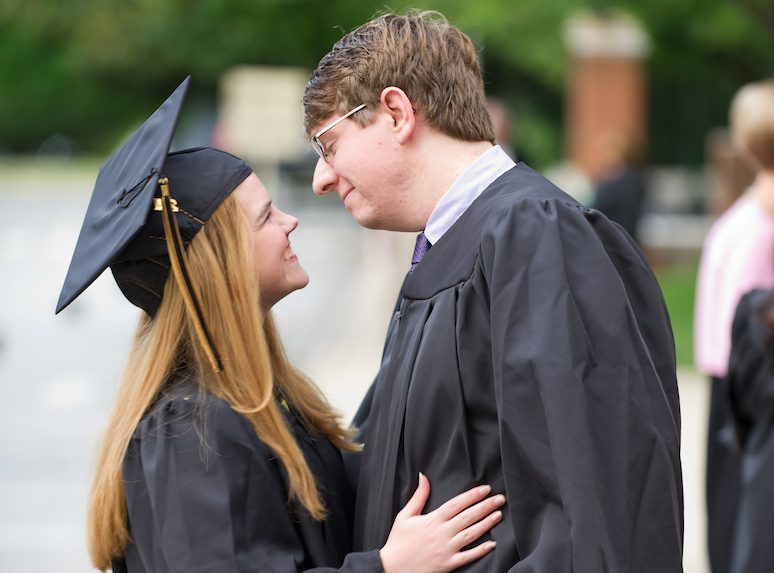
[113,381,382,573]
[351,164,683,572]
[725,289,774,573]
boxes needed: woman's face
[234,173,309,311]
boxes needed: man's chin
[348,205,411,231]
[350,208,380,230]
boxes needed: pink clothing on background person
[694,191,774,377]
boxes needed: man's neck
[409,133,493,229]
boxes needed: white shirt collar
[424,145,516,245]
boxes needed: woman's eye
[255,212,271,230]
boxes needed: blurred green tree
[0,0,771,167]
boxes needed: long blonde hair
[87,193,359,570]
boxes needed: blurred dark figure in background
[694,79,774,573]
[485,98,517,161]
[724,289,774,573]
[591,132,647,244]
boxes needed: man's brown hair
[303,10,495,144]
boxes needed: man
[304,11,683,572]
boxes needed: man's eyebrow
[320,130,339,144]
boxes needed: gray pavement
[0,165,709,572]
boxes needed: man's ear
[380,86,416,144]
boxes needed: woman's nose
[279,210,299,234]
[312,157,337,196]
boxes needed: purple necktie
[410,232,431,273]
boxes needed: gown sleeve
[345,291,405,492]
[343,380,376,490]
[482,198,683,572]
[122,393,383,573]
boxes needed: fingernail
[488,541,497,549]
[493,510,503,520]
[479,484,491,495]
[494,494,506,504]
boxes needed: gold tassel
[158,177,223,372]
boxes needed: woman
[694,78,774,573]
[57,80,504,573]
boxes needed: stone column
[217,65,309,165]
[564,11,650,182]
[216,65,312,204]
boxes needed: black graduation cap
[56,76,252,372]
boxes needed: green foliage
[0,0,382,153]
[622,0,774,165]
[656,261,699,366]
[1,0,772,163]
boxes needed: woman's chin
[292,267,310,291]
[263,272,310,310]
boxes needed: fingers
[450,506,503,550]
[447,493,506,533]
[397,472,431,518]
[433,483,492,521]
[449,539,498,570]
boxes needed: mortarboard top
[56,76,253,372]
[56,76,191,314]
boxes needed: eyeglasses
[311,103,367,160]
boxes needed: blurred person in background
[591,132,648,244]
[305,10,682,572]
[694,78,774,573]
[723,289,774,573]
[56,78,505,573]
[485,98,517,161]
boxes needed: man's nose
[312,157,337,196]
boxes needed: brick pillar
[564,12,650,182]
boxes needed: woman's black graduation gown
[725,289,774,573]
[112,381,382,573]
[350,163,683,572]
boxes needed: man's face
[311,108,410,230]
